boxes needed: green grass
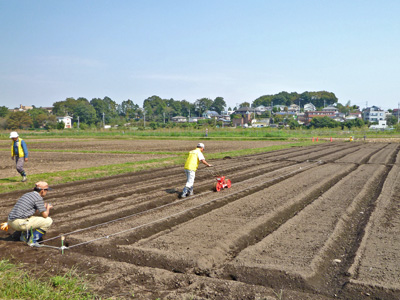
[1,126,399,141]
[0,141,311,194]
[0,259,103,300]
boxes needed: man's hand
[24,158,28,162]
[208,164,213,167]
[0,222,9,231]
[45,203,53,209]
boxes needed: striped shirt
[8,191,46,221]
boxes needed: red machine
[214,175,231,192]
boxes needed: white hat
[9,131,19,138]
[197,143,205,149]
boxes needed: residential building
[203,110,219,119]
[304,111,336,125]
[303,103,316,112]
[322,105,338,113]
[57,116,73,128]
[171,116,187,123]
[362,106,386,123]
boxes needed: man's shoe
[27,228,45,247]
[21,176,27,182]
[181,187,189,198]
[28,242,42,248]
[189,187,194,196]
[20,231,30,242]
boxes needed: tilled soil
[0,140,399,299]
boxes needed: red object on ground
[214,176,232,192]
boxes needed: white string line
[41,160,314,244]
[66,160,323,250]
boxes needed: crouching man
[7,181,53,247]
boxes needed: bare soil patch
[1,140,399,299]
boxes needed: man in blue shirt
[10,131,28,182]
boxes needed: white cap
[9,131,19,138]
[197,143,205,149]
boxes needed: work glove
[0,222,9,231]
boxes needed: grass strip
[0,142,311,194]
[0,259,104,300]
[0,148,182,155]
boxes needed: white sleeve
[198,152,205,161]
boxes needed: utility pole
[398,102,399,124]
[77,116,80,129]
[163,111,165,124]
[102,112,105,127]
[143,110,146,127]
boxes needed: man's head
[197,143,205,151]
[9,131,19,141]
[34,181,51,196]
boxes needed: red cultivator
[214,175,231,192]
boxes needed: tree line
[0,90,375,130]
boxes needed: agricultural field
[0,138,399,299]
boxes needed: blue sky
[1,0,399,111]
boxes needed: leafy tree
[90,96,118,124]
[74,101,97,125]
[181,100,194,117]
[57,121,65,130]
[164,98,183,117]
[27,107,50,128]
[211,97,226,114]
[6,111,32,129]
[0,106,9,117]
[143,95,165,121]
[240,102,250,108]
[52,97,79,116]
[309,116,339,128]
[194,98,213,116]
[119,99,139,119]
[287,119,300,129]
[386,114,398,126]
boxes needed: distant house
[171,116,187,123]
[303,103,316,112]
[346,111,362,120]
[304,111,336,125]
[203,110,219,119]
[232,115,251,127]
[234,106,262,116]
[255,105,270,112]
[322,105,339,113]
[43,107,53,113]
[12,104,33,112]
[273,105,286,111]
[362,106,386,123]
[288,104,300,113]
[56,116,73,128]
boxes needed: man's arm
[21,140,28,161]
[41,203,53,218]
[200,159,212,167]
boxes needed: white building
[56,116,73,128]
[303,103,316,112]
[363,106,386,123]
